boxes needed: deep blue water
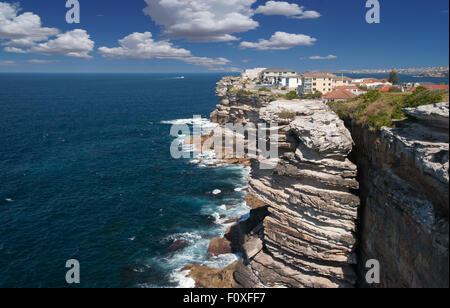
[0,73,248,288]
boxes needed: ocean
[0,73,248,288]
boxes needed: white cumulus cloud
[255,1,321,19]
[0,2,59,46]
[182,56,230,68]
[7,29,95,59]
[98,31,231,70]
[98,32,191,59]
[239,31,316,50]
[1,2,94,58]
[143,0,259,42]
[309,54,337,60]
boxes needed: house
[409,85,449,91]
[260,68,297,84]
[324,89,357,102]
[352,79,392,89]
[334,85,367,96]
[300,73,353,95]
[242,68,267,80]
[379,85,403,92]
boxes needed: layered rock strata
[194,78,361,288]
[184,77,448,288]
[351,102,449,288]
[233,100,360,288]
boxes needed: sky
[0,0,449,73]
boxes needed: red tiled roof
[325,89,357,100]
[380,86,394,92]
[354,79,391,84]
[334,85,359,90]
[410,85,449,91]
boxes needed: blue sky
[0,0,448,73]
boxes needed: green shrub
[402,87,443,108]
[236,89,253,96]
[285,91,300,100]
[303,91,323,99]
[367,112,392,131]
[258,87,270,92]
[362,90,381,103]
[391,105,404,119]
[388,87,402,93]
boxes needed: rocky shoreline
[180,76,449,288]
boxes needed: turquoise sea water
[0,73,248,288]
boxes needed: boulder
[402,102,449,128]
[168,239,189,253]
[182,261,239,288]
[207,237,232,256]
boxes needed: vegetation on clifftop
[328,87,449,131]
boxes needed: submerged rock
[168,239,189,253]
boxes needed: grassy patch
[235,89,253,96]
[328,88,448,131]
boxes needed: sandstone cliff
[351,102,449,288]
[185,77,449,288]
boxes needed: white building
[352,78,392,89]
[242,68,267,80]
[260,68,297,84]
[281,75,302,89]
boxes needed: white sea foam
[159,117,252,288]
[234,186,248,192]
[160,118,217,128]
[170,269,196,288]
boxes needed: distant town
[235,67,449,103]
[332,66,449,77]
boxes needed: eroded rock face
[235,100,360,288]
[351,102,449,288]
[189,76,448,289]
[402,102,449,129]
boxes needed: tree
[388,70,399,84]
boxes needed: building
[409,85,449,91]
[324,89,357,103]
[300,73,353,95]
[260,68,297,84]
[280,75,302,89]
[352,78,392,89]
[334,85,367,96]
[242,68,267,80]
